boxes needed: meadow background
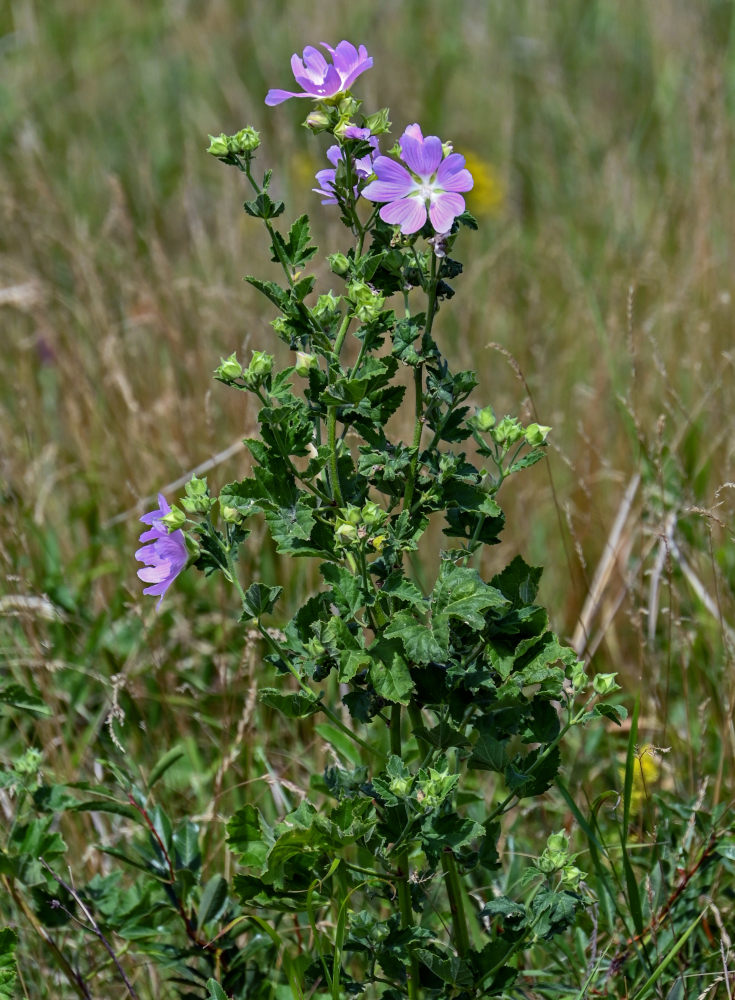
[1,0,734,996]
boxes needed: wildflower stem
[326,314,352,506]
[390,704,420,1000]
[403,254,438,510]
[441,852,470,957]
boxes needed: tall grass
[2,1,734,995]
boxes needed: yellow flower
[463,152,504,216]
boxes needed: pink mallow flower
[362,123,473,235]
[135,494,188,606]
[313,131,379,205]
[265,41,372,107]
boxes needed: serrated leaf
[227,804,272,868]
[369,645,413,704]
[491,555,543,607]
[384,611,445,664]
[265,500,315,553]
[529,889,581,939]
[206,978,229,1000]
[432,564,508,628]
[0,928,18,1000]
[259,686,320,719]
[240,582,283,622]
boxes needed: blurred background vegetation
[1,0,734,996]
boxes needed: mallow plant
[132,39,624,999]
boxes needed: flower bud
[245,350,274,384]
[304,109,330,132]
[525,423,551,446]
[335,521,358,543]
[185,475,208,498]
[215,353,243,380]
[328,252,351,276]
[294,352,318,376]
[364,108,391,135]
[571,660,588,692]
[347,281,385,322]
[220,505,243,524]
[493,416,524,445]
[561,865,586,888]
[361,500,386,529]
[475,405,496,432]
[161,505,186,531]
[227,127,260,155]
[206,133,230,157]
[593,672,620,696]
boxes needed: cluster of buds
[215,351,274,389]
[206,127,261,161]
[346,280,385,323]
[473,406,551,449]
[334,501,387,547]
[537,831,586,889]
[179,475,216,516]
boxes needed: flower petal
[362,157,414,202]
[401,134,443,178]
[265,88,305,107]
[436,154,474,193]
[380,197,427,234]
[429,192,465,233]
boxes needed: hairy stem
[441,852,470,958]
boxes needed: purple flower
[362,124,473,235]
[135,494,188,606]
[313,135,379,205]
[266,41,372,107]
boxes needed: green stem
[326,314,352,506]
[441,852,470,957]
[390,705,420,1000]
[403,255,438,510]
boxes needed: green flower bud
[215,352,243,380]
[206,133,230,157]
[475,405,496,432]
[335,521,358,543]
[361,500,386,529]
[220,505,243,524]
[244,350,274,386]
[314,291,341,317]
[15,747,43,777]
[525,423,551,446]
[493,416,524,445]
[547,831,569,854]
[294,352,318,377]
[364,108,392,135]
[389,775,411,797]
[185,475,208,498]
[227,126,260,155]
[593,672,620,696]
[347,280,385,322]
[304,109,331,132]
[161,505,186,530]
[328,252,351,276]
[560,865,586,888]
[571,660,588,692]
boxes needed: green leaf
[468,721,508,772]
[172,820,201,871]
[384,611,445,664]
[432,563,508,629]
[259,686,320,719]
[206,979,229,1000]
[369,643,414,704]
[0,682,51,717]
[245,274,289,309]
[421,813,484,865]
[227,804,272,869]
[240,582,283,622]
[198,876,228,929]
[321,562,364,617]
[0,928,18,1000]
[529,889,581,939]
[146,746,185,790]
[491,555,542,607]
[265,499,316,552]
